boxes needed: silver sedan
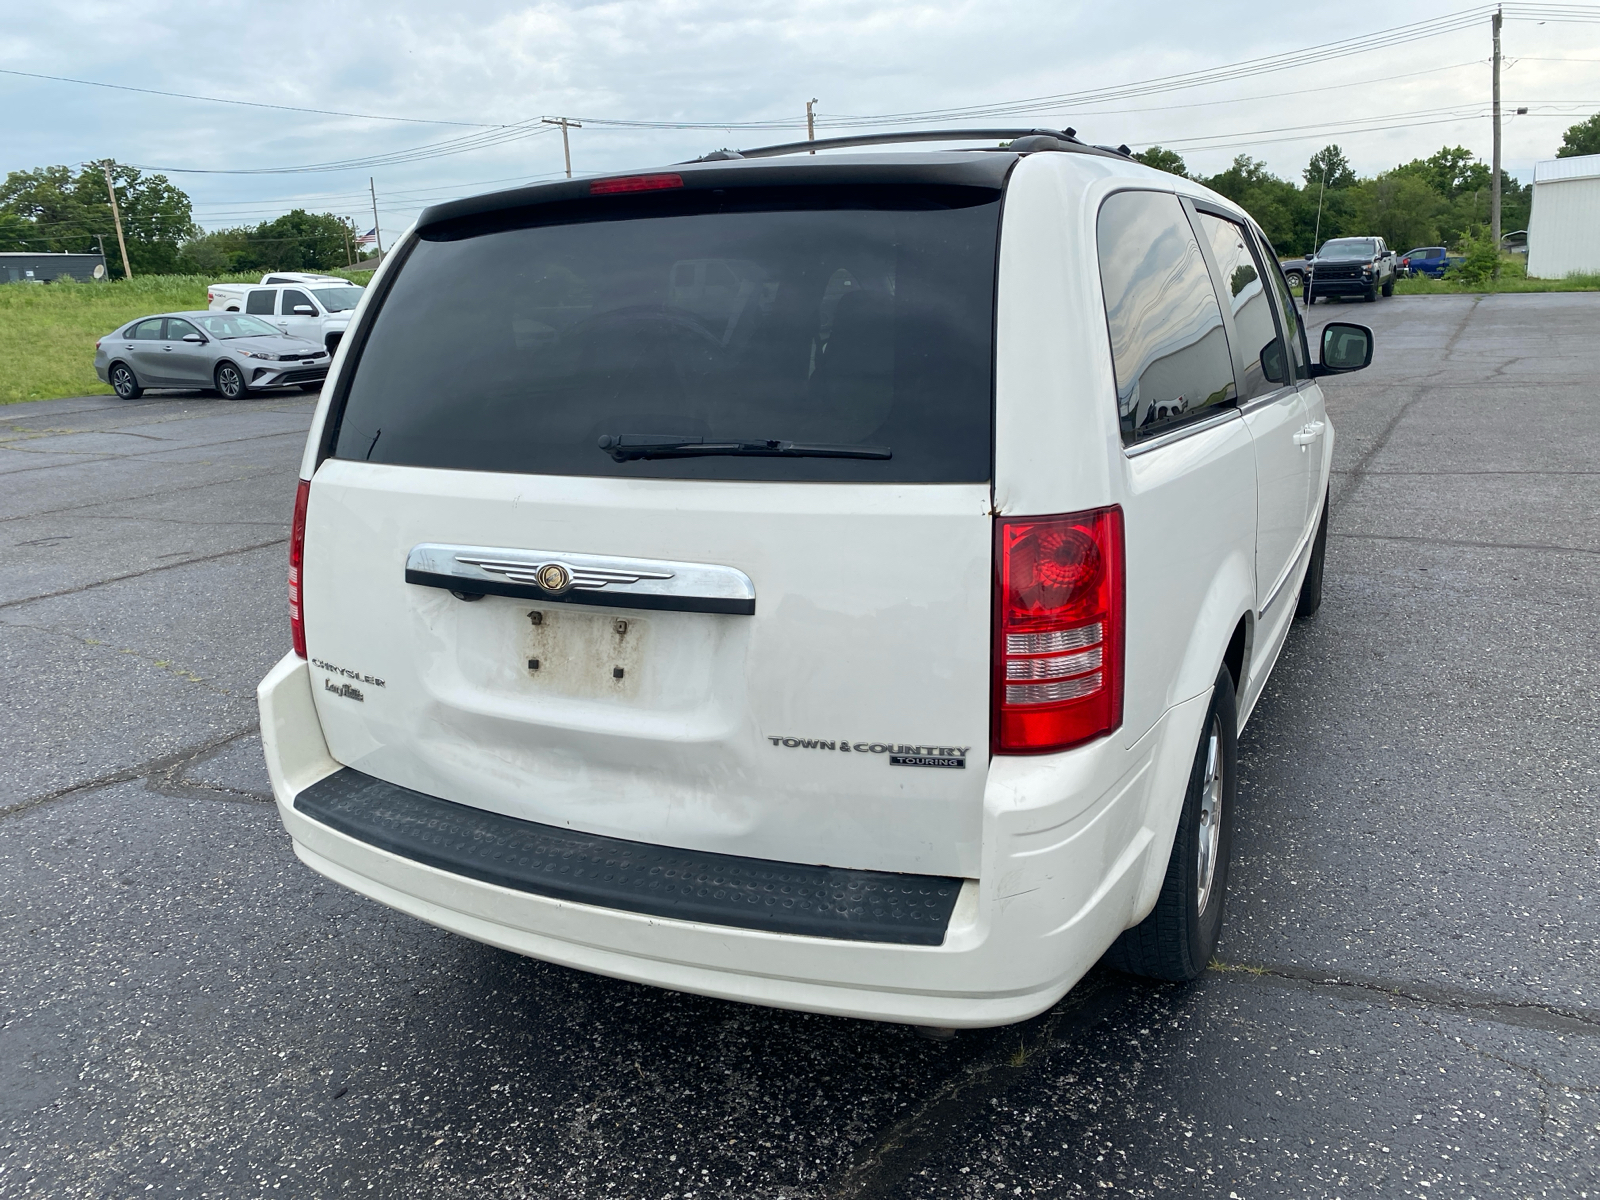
[94,310,331,400]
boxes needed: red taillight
[588,173,684,195]
[206,290,214,301]
[992,507,1124,755]
[288,477,310,658]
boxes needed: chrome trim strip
[406,544,756,616]
[1122,407,1241,458]
[1259,509,1319,617]
[1238,383,1299,416]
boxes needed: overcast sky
[5,0,1598,243]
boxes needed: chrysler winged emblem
[535,563,572,593]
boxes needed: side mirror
[182,333,205,344]
[1312,321,1373,376]
[292,305,317,316]
[1260,339,1289,385]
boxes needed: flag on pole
[355,228,378,245]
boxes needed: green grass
[1394,261,1600,295]
[0,270,374,404]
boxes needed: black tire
[1295,490,1330,620]
[1107,666,1237,982]
[1364,284,1378,302]
[1381,276,1395,297]
[108,363,143,399]
[1285,271,1304,292]
[215,360,249,400]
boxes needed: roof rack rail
[693,128,1090,162]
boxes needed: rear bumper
[258,654,1208,1027]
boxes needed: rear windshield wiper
[598,434,891,462]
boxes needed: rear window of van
[329,184,1000,483]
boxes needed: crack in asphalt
[1326,295,1483,519]
[1332,469,1600,477]
[1330,531,1600,557]
[0,617,240,696]
[0,426,309,477]
[0,467,277,525]
[0,535,287,612]
[825,953,1600,1196]
[1213,960,1600,1037]
[821,974,1138,1199]
[0,726,261,820]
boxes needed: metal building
[0,252,110,284]
[1526,154,1600,279]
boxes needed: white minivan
[258,130,1372,1029]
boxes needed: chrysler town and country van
[257,129,1373,1029]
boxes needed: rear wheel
[109,363,142,399]
[215,361,248,400]
[1285,270,1304,292]
[1107,665,1237,982]
[1295,491,1330,620]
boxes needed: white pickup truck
[207,277,366,353]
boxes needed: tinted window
[245,290,276,315]
[1096,191,1236,444]
[282,289,314,314]
[164,318,201,340]
[333,185,1000,483]
[1195,213,1288,401]
[1255,236,1309,381]
[129,318,164,340]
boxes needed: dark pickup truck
[1305,236,1398,303]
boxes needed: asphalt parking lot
[2,292,1597,1199]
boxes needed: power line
[130,122,559,176]
[0,66,498,127]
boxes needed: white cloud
[3,0,1596,237]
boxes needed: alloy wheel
[1195,714,1224,915]
[216,363,244,400]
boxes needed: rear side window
[1096,191,1236,444]
[128,318,163,339]
[331,185,1000,483]
[1194,212,1287,401]
[245,290,276,316]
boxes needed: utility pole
[806,99,818,154]
[343,225,352,268]
[101,162,132,280]
[369,177,384,258]
[542,117,582,178]
[1491,5,1503,278]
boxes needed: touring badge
[766,736,968,769]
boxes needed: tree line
[2,115,1596,276]
[1139,115,1599,258]
[0,161,371,275]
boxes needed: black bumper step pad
[295,768,961,945]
